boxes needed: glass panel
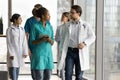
[0,37,7,62]
[104,0,120,80]
[57,0,71,25]
[0,0,8,72]
[74,0,96,80]
[0,0,8,35]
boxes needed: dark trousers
[30,56,36,80]
[34,69,51,80]
[65,47,83,80]
[8,67,19,80]
[31,70,36,80]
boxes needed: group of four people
[6,4,95,80]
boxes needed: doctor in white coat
[57,5,95,80]
[6,14,28,80]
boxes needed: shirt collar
[71,18,81,24]
[11,24,21,29]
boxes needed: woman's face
[44,11,50,21]
[61,15,68,23]
[15,16,22,25]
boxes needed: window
[0,0,8,35]
[104,0,120,80]
[0,0,8,72]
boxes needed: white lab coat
[57,20,95,71]
[55,24,65,66]
[6,25,28,67]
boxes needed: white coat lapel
[78,20,83,43]
[68,22,71,35]
[19,27,24,66]
[78,20,87,43]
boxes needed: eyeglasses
[70,11,76,14]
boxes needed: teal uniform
[24,16,38,53]
[30,21,54,70]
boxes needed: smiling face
[14,16,22,25]
[43,11,50,21]
[70,5,82,21]
[37,7,50,22]
[61,15,68,23]
[70,9,80,20]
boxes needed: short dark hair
[71,5,82,16]
[36,7,48,19]
[10,13,21,22]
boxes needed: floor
[6,73,120,80]
[14,75,60,80]
[17,74,120,80]
[16,75,91,80]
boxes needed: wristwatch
[83,42,86,45]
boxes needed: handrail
[0,62,58,75]
[0,35,6,37]
[0,62,58,64]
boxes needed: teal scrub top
[30,21,54,70]
[24,16,38,53]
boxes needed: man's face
[70,9,80,20]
